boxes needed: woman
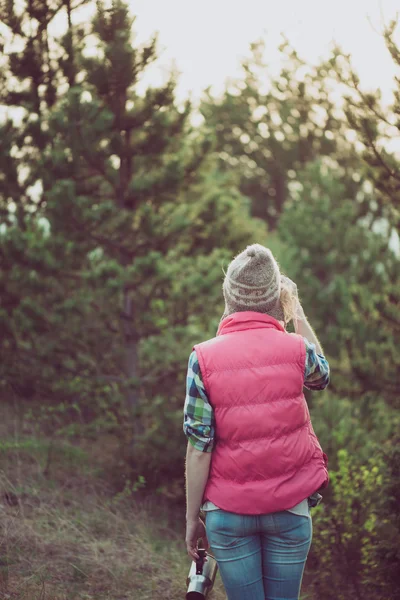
[183,243,329,600]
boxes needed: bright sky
[70,0,399,103]
[4,0,400,104]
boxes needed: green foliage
[309,393,397,468]
[1,3,400,596]
[201,40,359,228]
[0,436,88,473]
[0,0,266,486]
[279,159,400,409]
[308,445,400,600]
[279,154,400,598]
[111,475,147,504]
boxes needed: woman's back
[194,311,328,515]
[183,244,330,600]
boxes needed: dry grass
[0,417,227,600]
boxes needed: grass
[0,401,317,600]
[0,405,228,600]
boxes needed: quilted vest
[194,311,329,515]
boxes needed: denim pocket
[205,510,248,549]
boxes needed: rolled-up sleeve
[303,338,330,390]
[183,350,215,453]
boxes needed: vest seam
[209,447,320,482]
[214,394,305,408]
[206,361,303,374]
[296,333,306,373]
[216,418,310,445]
[193,344,210,398]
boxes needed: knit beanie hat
[222,243,285,322]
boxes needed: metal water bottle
[186,544,218,599]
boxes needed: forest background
[0,1,399,599]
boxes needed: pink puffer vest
[194,311,329,515]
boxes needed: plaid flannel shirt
[183,337,330,453]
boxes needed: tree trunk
[122,287,142,437]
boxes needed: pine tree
[0,0,88,399]
[279,159,400,413]
[200,40,359,229]
[0,0,266,482]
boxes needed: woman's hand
[185,516,209,561]
[281,276,324,352]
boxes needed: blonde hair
[280,285,298,326]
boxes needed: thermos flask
[186,544,218,599]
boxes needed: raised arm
[293,304,324,356]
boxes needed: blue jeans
[205,508,312,600]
